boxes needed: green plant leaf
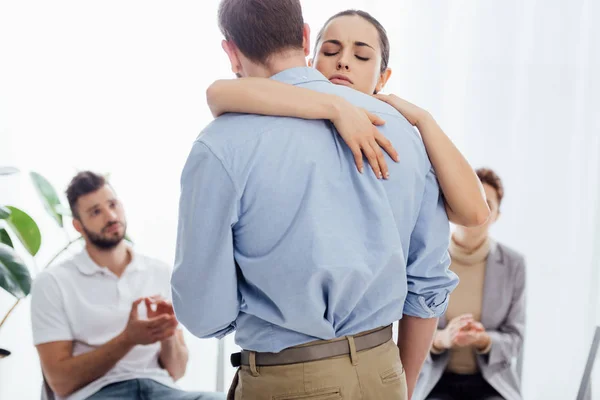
[54,204,72,217]
[30,172,64,227]
[0,206,10,219]
[5,206,41,256]
[0,243,32,298]
[0,229,13,248]
[0,167,19,176]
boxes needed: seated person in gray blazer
[413,168,526,400]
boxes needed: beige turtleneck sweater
[441,236,491,374]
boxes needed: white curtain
[1,1,599,399]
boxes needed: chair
[576,326,600,400]
[41,372,55,400]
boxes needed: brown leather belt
[230,325,392,367]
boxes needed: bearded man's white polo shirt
[31,248,177,400]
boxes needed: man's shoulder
[32,255,79,292]
[301,82,421,145]
[200,113,294,142]
[335,86,403,115]
[193,112,324,164]
[43,252,81,277]
[300,80,411,120]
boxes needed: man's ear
[221,39,242,76]
[302,23,311,57]
[72,217,83,235]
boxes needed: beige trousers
[227,338,407,400]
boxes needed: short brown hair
[218,0,304,65]
[66,171,107,219]
[476,168,504,205]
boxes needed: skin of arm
[207,78,345,120]
[37,298,177,397]
[374,94,490,227]
[398,316,439,399]
[37,336,134,397]
[159,330,189,380]
[416,113,490,227]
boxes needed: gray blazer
[413,241,526,400]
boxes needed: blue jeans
[86,379,225,400]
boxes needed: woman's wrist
[414,110,434,130]
[327,95,351,122]
[475,332,492,352]
[432,331,447,351]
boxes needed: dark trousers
[426,372,504,400]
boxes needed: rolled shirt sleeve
[404,168,459,318]
[171,140,240,339]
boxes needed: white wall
[0,1,229,398]
[1,1,599,399]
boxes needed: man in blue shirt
[171,0,458,398]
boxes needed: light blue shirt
[171,67,458,353]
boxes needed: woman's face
[311,15,390,95]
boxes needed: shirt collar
[270,66,331,86]
[74,246,144,276]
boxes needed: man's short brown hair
[66,171,107,219]
[218,0,304,65]
[476,168,504,205]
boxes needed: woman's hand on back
[330,99,399,180]
[373,93,430,127]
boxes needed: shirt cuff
[32,330,74,346]
[403,291,449,319]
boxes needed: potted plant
[0,168,81,358]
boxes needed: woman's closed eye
[323,51,370,62]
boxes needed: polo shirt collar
[74,246,144,276]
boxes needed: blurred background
[0,0,599,399]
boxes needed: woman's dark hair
[314,9,390,73]
[476,168,505,206]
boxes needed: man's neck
[452,229,489,251]
[247,51,307,78]
[85,241,131,277]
